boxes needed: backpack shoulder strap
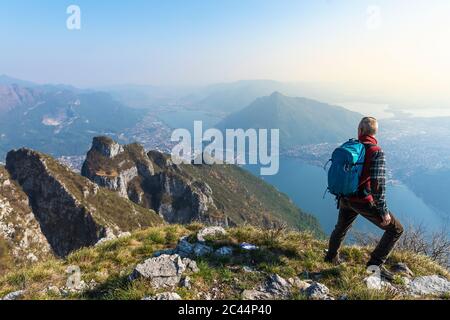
[361,142,380,153]
[363,143,377,148]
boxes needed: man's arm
[370,150,388,217]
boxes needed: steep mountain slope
[0,83,145,160]
[0,166,52,271]
[4,148,163,258]
[217,92,363,148]
[81,137,322,234]
[0,84,42,115]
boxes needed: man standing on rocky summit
[325,117,404,279]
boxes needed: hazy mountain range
[1,75,449,220]
[0,78,145,159]
[217,91,362,148]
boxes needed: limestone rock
[142,292,182,300]
[180,276,191,289]
[130,254,198,289]
[364,274,400,294]
[0,166,51,264]
[265,274,291,295]
[95,230,131,246]
[303,282,331,300]
[406,275,450,296]
[182,258,200,273]
[197,226,227,242]
[242,290,273,300]
[81,137,153,201]
[90,136,124,159]
[2,290,26,300]
[364,275,382,290]
[287,277,311,290]
[242,274,293,300]
[81,137,229,226]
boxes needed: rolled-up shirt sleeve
[370,150,388,216]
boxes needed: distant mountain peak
[91,136,124,158]
[218,93,363,147]
[270,91,284,97]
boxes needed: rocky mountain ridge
[1,148,163,264]
[1,136,320,273]
[0,166,51,270]
[81,136,321,233]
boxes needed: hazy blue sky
[1,0,449,105]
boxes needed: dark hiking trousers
[327,198,404,266]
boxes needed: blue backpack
[326,139,367,198]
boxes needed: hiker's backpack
[326,139,367,197]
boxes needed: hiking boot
[324,253,343,265]
[366,264,395,281]
[379,265,395,281]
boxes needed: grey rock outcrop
[303,282,332,300]
[180,276,191,289]
[157,173,218,224]
[130,254,199,289]
[91,136,124,158]
[265,274,292,296]
[2,290,26,300]
[364,275,397,292]
[166,235,216,259]
[95,230,131,246]
[242,289,274,300]
[81,137,154,202]
[142,292,182,300]
[242,274,303,300]
[197,226,227,242]
[0,166,51,263]
[406,275,450,296]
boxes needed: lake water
[246,157,447,235]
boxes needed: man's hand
[380,212,391,227]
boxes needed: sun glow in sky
[1,0,449,107]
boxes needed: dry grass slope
[0,224,447,300]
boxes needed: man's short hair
[358,117,378,136]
